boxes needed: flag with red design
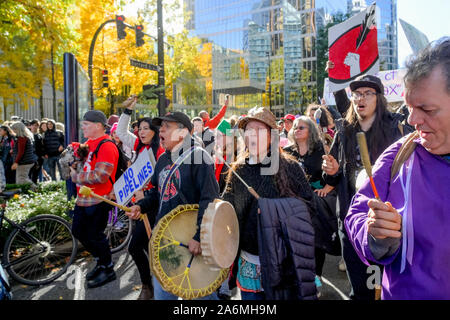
[328,2,379,92]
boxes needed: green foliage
[0,181,75,243]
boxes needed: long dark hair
[344,93,391,163]
[135,117,160,158]
[1,125,15,139]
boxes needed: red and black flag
[328,2,379,92]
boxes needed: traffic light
[135,25,145,47]
[102,69,109,88]
[116,15,127,40]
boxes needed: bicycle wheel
[2,214,78,286]
[105,207,133,254]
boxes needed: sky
[397,0,450,67]
[122,0,450,68]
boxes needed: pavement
[9,247,351,301]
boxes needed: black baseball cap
[152,111,193,132]
[350,74,384,94]
[83,110,110,127]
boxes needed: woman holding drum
[222,106,317,300]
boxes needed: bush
[0,181,75,244]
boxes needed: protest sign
[328,2,379,92]
[114,150,156,206]
[323,68,407,105]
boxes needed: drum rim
[149,203,229,300]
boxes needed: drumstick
[79,186,152,238]
[356,132,386,300]
[217,155,260,200]
[79,186,131,212]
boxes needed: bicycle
[104,206,133,254]
[0,191,78,286]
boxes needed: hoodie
[137,136,219,241]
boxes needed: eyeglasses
[294,126,307,131]
[351,91,377,100]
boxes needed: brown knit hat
[238,106,277,130]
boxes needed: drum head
[149,204,228,300]
[201,200,239,269]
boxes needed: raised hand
[122,95,138,110]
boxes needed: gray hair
[287,116,322,155]
[405,36,450,93]
[10,121,34,142]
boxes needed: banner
[399,19,430,55]
[114,150,156,206]
[328,2,379,92]
[323,69,407,105]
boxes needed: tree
[0,0,79,114]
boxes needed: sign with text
[328,2,379,92]
[323,69,407,105]
[130,58,159,71]
[114,150,155,206]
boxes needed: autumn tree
[0,0,79,117]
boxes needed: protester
[116,95,164,300]
[43,119,65,181]
[110,123,132,160]
[283,116,339,296]
[192,116,215,152]
[199,95,229,130]
[127,111,220,300]
[279,114,295,139]
[10,122,37,187]
[28,119,45,183]
[305,105,336,152]
[213,119,240,194]
[39,120,47,135]
[70,110,119,289]
[222,106,317,300]
[0,125,16,184]
[322,64,412,300]
[55,122,65,133]
[345,37,450,299]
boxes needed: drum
[200,199,239,269]
[149,203,237,300]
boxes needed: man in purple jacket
[345,37,450,300]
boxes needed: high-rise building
[184,0,317,116]
[183,0,397,114]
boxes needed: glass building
[183,0,397,115]
[184,0,317,117]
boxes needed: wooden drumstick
[79,186,131,212]
[79,186,152,239]
[356,132,387,300]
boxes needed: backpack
[92,139,129,185]
[0,264,12,300]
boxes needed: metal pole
[157,0,166,116]
[88,19,115,110]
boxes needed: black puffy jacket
[43,125,64,157]
[257,197,317,300]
